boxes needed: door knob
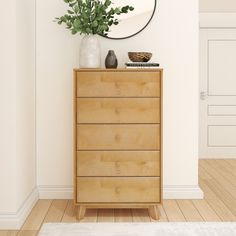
[200,91,207,100]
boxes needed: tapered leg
[77,206,86,221]
[148,205,159,220]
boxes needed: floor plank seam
[160,204,169,222]
[60,200,69,222]
[190,200,205,222]
[175,201,187,222]
[37,200,53,232]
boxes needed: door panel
[208,40,236,96]
[208,126,236,147]
[200,29,236,158]
[208,105,236,116]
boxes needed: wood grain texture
[21,200,52,230]
[77,98,160,124]
[80,209,98,222]
[76,151,161,177]
[114,209,133,222]
[205,198,236,221]
[226,159,236,168]
[199,178,218,200]
[76,177,161,203]
[44,200,68,223]
[77,206,86,221]
[221,160,236,178]
[0,231,18,236]
[162,200,186,222]
[201,160,236,197]
[61,200,77,222]
[200,177,236,221]
[74,69,162,219]
[177,200,203,222]
[203,178,236,215]
[77,124,160,150]
[97,209,114,222]
[211,160,236,187]
[156,205,168,222]
[148,205,159,220]
[75,203,157,208]
[73,71,78,208]
[192,200,221,222]
[5,160,236,234]
[199,167,213,180]
[132,209,150,222]
[76,71,161,97]
[16,231,38,236]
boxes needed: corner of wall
[0,188,39,230]
[164,185,204,199]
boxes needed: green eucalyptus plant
[55,0,134,36]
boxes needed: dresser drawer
[76,177,161,203]
[77,125,160,150]
[77,98,160,124]
[76,151,161,176]
[76,71,161,97]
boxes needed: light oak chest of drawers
[74,69,163,220]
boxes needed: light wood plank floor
[1,159,236,235]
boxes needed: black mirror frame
[102,0,157,40]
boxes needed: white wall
[0,0,17,214]
[37,0,202,198]
[109,11,153,38]
[0,0,37,229]
[200,0,236,12]
[16,0,37,211]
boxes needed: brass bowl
[128,52,152,62]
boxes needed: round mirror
[105,0,156,40]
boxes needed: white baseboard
[38,185,204,200]
[164,185,204,199]
[200,156,236,159]
[0,187,39,230]
[38,185,73,199]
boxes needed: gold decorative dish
[128,52,152,62]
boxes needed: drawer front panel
[76,72,161,97]
[76,151,161,176]
[77,98,160,124]
[76,177,161,203]
[77,125,160,150]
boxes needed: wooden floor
[1,159,236,235]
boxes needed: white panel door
[200,29,236,158]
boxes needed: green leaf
[73,19,81,28]
[55,0,134,35]
[92,20,98,27]
[67,10,74,14]
[71,28,77,34]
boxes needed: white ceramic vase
[79,35,101,68]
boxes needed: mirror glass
[105,0,156,39]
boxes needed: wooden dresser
[74,69,162,220]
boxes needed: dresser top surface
[74,68,163,72]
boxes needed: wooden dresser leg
[148,205,159,221]
[77,206,86,221]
